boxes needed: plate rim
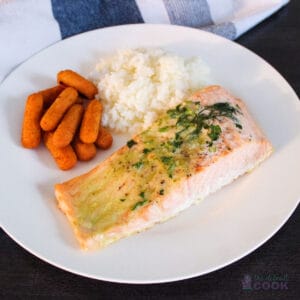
[1,201,299,284]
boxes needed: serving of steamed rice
[91,48,211,134]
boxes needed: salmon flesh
[55,86,273,250]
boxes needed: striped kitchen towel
[1,0,288,83]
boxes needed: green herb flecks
[159,126,170,132]
[127,139,137,148]
[166,101,242,152]
[131,200,147,210]
[133,161,144,169]
[120,198,126,202]
[159,189,164,195]
[143,148,152,154]
[208,124,221,141]
[161,156,176,178]
[131,191,148,211]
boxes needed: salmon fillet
[55,86,273,250]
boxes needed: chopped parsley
[133,161,143,169]
[131,200,147,210]
[143,148,152,154]
[160,156,176,178]
[169,132,184,151]
[159,189,164,195]
[208,124,222,141]
[120,198,126,202]
[127,139,137,148]
[131,191,148,211]
[159,126,169,132]
[165,101,242,152]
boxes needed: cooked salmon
[55,86,273,250]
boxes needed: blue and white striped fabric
[1,0,288,83]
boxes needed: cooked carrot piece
[53,104,84,148]
[21,93,43,148]
[74,138,97,161]
[44,132,77,170]
[40,87,78,131]
[38,85,65,108]
[57,70,98,99]
[79,99,102,143]
[95,127,113,150]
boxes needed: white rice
[90,48,212,134]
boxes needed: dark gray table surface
[1,1,299,299]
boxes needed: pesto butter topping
[74,100,242,233]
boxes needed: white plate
[0,24,299,284]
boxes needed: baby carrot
[21,93,43,148]
[40,87,78,131]
[57,70,98,99]
[38,85,65,108]
[79,99,102,143]
[74,138,97,161]
[95,127,113,150]
[44,132,77,170]
[52,104,84,148]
